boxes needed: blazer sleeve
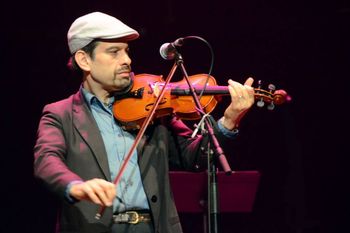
[33,103,83,200]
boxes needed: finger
[228,83,240,100]
[82,183,103,205]
[242,78,255,100]
[241,85,254,100]
[85,180,112,206]
[244,77,254,87]
[228,79,243,98]
[98,180,116,203]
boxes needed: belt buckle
[126,211,139,224]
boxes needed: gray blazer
[34,90,226,233]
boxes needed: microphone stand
[170,51,232,233]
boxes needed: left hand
[221,77,255,130]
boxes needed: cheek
[91,63,114,79]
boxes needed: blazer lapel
[72,91,112,181]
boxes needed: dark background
[2,0,349,232]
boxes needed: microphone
[159,37,184,60]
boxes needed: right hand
[69,178,116,206]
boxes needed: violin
[97,73,289,218]
[113,73,289,130]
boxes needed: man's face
[87,41,132,93]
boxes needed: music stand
[169,171,260,232]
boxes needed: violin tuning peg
[257,99,265,108]
[267,102,275,110]
[268,84,276,92]
[257,80,262,89]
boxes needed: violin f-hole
[145,98,168,111]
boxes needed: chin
[112,79,132,93]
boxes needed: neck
[170,85,229,96]
[82,80,110,104]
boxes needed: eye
[109,49,119,54]
[107,47,130,57]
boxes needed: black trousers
[111,222,155,233]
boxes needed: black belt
[113,211,152,224]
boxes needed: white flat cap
[67,12,139,54]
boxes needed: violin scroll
[254,80,290,110]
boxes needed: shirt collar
[80,85,115,110]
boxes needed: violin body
[113,74,219,129]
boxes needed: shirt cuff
[65,180,83,204]
[217,118,239,139]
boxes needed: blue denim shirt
[79,87,149,212]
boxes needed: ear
[74,50,91,72]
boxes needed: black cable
[181,36,215,101]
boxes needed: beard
[111,72,134,96]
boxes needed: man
[34,12,255,233]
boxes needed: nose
[121,51,132,66]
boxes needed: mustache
[117,65,131,73]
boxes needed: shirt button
[118,134,122,137]
[151,195,157,203]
